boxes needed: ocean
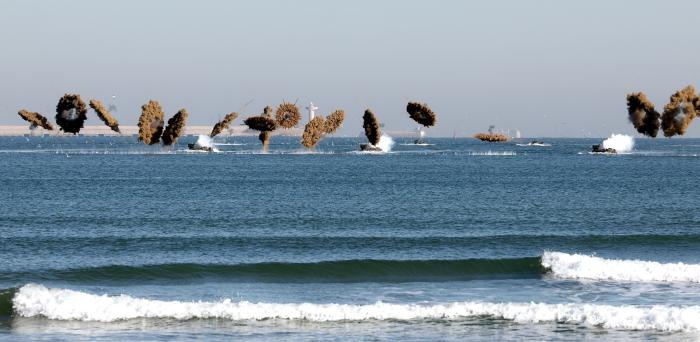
[0,135,699,341]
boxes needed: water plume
[188,135,218,152]
[55,94,88,134]
[406,102,437,127]
[209,112,239,138]
[301,116,326,148]
[601,134,634,152]
[661,86,699,137]
[376,134,395,152]
[363,109,381,146]
[323,109,345,134]
[18,110,54,130]
[137,100,165,145]
[161,109,189,146]
[88,99,120,133]
[275,102,301,129]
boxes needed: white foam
[468,151,516,156]
[542,251,700,283]
[12,284,700,331]
[601,134,634,152]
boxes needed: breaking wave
[543,251,700,283]
[6,284,700,332]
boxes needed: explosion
[362,109,381,146]
[161,109,189,146]
[474,133,509,142]
[406,102,437,127]
[661,86,699,137]
[626,92,660,137]
[89,99,121,133]
[244,107,278,148]
[275,102,301,129]
[55,94,88,134]
[323,109,345,134]
[18,110,54,130]
[301,116,326,148]
[137,100,165,145]
[209,112,239,138]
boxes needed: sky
[1,0,699,137]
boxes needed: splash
[601,134,634,152]
[192,135,218,152]
[376,134,394,152]
[11,284,700,332]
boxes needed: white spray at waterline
[193,135,218,152]
[376,134,394,152]
[601,134,634,152]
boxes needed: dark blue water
[0,135,699,341]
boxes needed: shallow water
[0,135,699,341]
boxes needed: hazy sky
[2,0,700,137]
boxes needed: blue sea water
[0,135,699,341]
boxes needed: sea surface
[0,135,699,341]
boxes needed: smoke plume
[209,112,239,138]
[474,133,509,142]
[661,86,699,137]
[88,99,121,133]
[406,102,437,127]
[161,109,189,146]
[244,107,278,148]
[137,100,165,145]
[55,94,88,134]
[363,109,381,146]
[275,102,301,129]
[626,92,660,137]
[323,109,345,134]
[301,116,326,148]
[18,110,54,130]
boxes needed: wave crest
[10,284,700,332]
[543,251,700,282]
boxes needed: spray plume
[209,112,239,138]
[275,102,301,129]
[137,100,165,145]
[161,109,189,146]
[406,102,437,127]
[661,86,699,137]
[363,109,381,146]
[55,94,88,134]
[18,110,54,130]
[626,92,660,137]
[301,116,326,148]
[89,99,121,133]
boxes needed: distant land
[0,125,420,138]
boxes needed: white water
[12,284,700,331]
[601,134,634,152]
[193,135,219,152]
[543,251,700,283]
[376,134,395,153]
